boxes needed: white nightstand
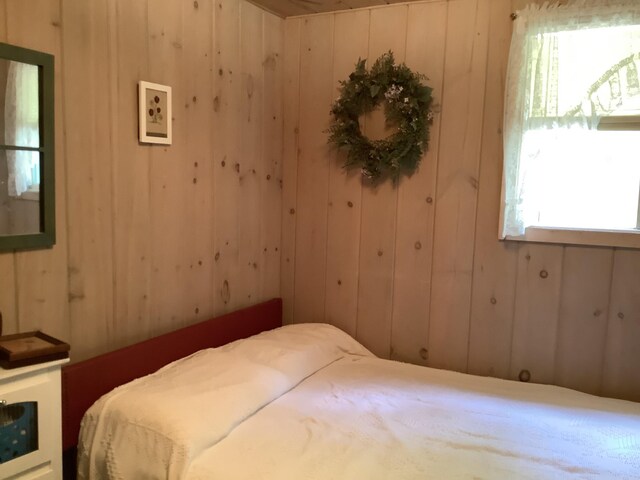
[0,359,69,480]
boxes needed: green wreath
[328,52,434,183]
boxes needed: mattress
[78,324,640,479]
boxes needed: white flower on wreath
[384,84,403,101]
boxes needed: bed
[61,298,283,478]
[62,298,640,479]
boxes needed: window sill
[19,190,39,202]
[503,226,640,249]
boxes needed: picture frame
[138,81,172,145]
[0,331,69,369]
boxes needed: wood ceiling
[248,0,424,17]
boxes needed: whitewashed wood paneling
[0,0,284,361]
[282,0,640,402]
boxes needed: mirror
[0,43,54,252]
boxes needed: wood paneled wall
[0,0,283,361]
[1,0,637,403]
[282,0,640,402]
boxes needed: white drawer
[7,463,55,480]
[30,470,55,480]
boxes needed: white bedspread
[79,324,640,480]
[77,323,372,480]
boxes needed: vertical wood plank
[427,0,490,372]
[0,251,17,333]
[292,14,334,323]
[281,18,301,324]
[260,12,284,301]
[390,1,446,364]
[510,244,564,384]
[237,1,264,306]
[0,1,17,336]
[111,0,151,347]
[602,249,640,402]
[466,0,519,378]
[212,0,242,314]
[555,246,613,394]
[8,0,70,341]
[147,0,189,336]
[62,0,115,360]
[180,0,216,325]
[324,9,369,337]
[355,5,407,357]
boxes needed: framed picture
[138,81,172,145]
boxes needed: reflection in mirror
[0,60,40,148]
[0,59,41,236]
[0,150,40,235]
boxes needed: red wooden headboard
[61,298,282,478]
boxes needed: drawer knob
[0,399,6,407]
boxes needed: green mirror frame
[0,42,55,252]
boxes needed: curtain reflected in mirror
[0,59,41,236]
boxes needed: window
[501,1,640,248]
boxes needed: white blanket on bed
[79,324,640,480]
[77,323,372,480]
[186,355,640,479]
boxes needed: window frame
[501,226,640,249]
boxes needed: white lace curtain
[502,0,640,237]
[4,61,39,197]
